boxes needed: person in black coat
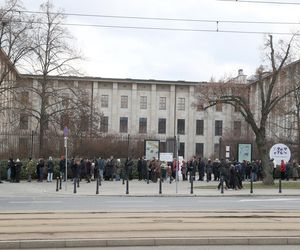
[15,159,22,183]
[137,157,143,181]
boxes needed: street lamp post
[64,127,69,190]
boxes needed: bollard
[279,179,282,193]
[99,176,101,186]
[159,178,162,194]
[126,178,129,194]
[96,177,99,194]
[59,176,62,190]
[73,178,77,194]
[77,177,80,188]
[122,173,125,185]
[190,175,194,194]
[56,177,59,192]
[147,169,150,184]
[221,177,224,194]
[250,178,253,194]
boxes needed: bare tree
[196,35,298,185]
[22,1,82,156]
[0,0,32,112]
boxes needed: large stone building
[2,48,300,160]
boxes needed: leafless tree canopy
[196,35,299,185]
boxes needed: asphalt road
[1,196,300,211]
[42,246,300,250]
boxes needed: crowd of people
[2,156,299,190]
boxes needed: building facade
[10,74,247,159]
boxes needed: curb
[1,237,300,249]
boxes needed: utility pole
[64,127,69,190]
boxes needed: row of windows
[19,113,242,137]
[100,95,240,112]
[99,117,242,136]
[101,95,175,111]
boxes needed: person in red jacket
[280,160,286,180]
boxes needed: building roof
[20,74,206,86]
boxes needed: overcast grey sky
[4,0,300,81]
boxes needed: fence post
[190,174,194,194]
[279,179,282,193]
[126,178,129,194]
[159,178,162,194]
[56,177,59,192]
[250,178,253,194]
[59,176,62,190]
[221,177,224,194]
[96,177,99,194]
[73,178,77,194]
[77,177,80,188]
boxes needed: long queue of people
[4,155,299,187]
[4,156,135,183]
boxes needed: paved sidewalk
[0,179,299,197]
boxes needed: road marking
[9,201,62,204]
[106,200,154,203]
[239,198,300,202]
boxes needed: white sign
[160,152,173,162]
[269,143,291,165]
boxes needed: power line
[15,10,300,26]
[14,19,299,36]
[219,0,300,5]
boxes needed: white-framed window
[159,97,166,110]
[101,95,109,108]
[140,96,147,109]
[177,97,185,111]
[121,95,128,109]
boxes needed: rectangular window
[178,142,185,158]
[158,118,166,134]
[62,94,69,107]
[140,96,147,109]
[196,120,204,135]
[159,97,166,110]
[121,95,128,109]
[215,120,223,136]
[80,114,89,132]
[120,117,128,133]
[21,91,29,105]
[177,119,185,135]
[101,95,108,108]
[234,121,241,137]
[216,101,222,112]
[160,141,166,153]
[100,116,108,133]
[60,114,69,130]
[214,143,220,157]
[195,143,204,157]
[139,117,147,133]
[234,104,240,112]
[177,97,185,111]
[20,113,28,130]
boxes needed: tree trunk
[39,122,44,157]
[256,133,274,185]
[297,109,300,163]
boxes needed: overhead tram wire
[218,0,300,5]
[14,10,300,26]
[10,19,300,36]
